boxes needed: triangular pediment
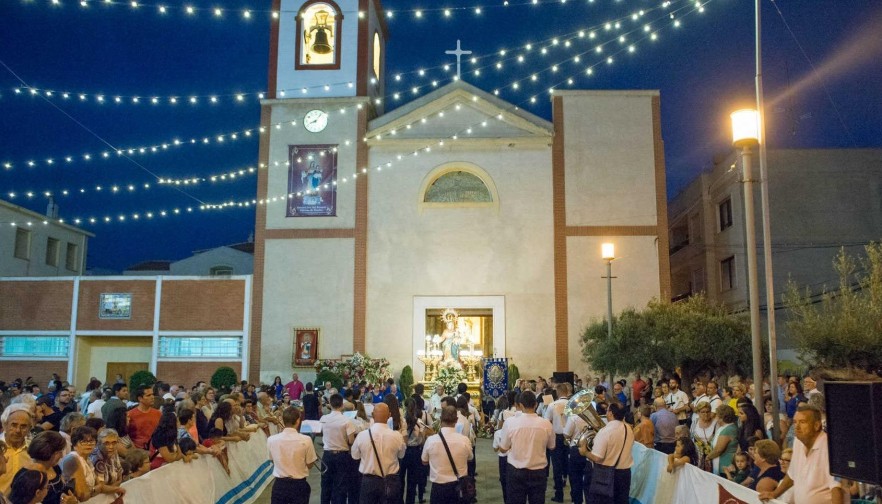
[366,80,552,145]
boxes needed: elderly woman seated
[61,426,125,501]
[89,429,124,492]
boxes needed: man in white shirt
[544,383,571,502]
[706,381,723,414]
[758,404,845,504]
[421,406,473,504]
[563,406,589,504]
[86,389,109,419]
[320,394,357,504]
[689,382,709,426]
[430,385,445,421]
[351,402,407,503]
[266,407,318,504]
[665,377,690,425]
[498,391,555,504]
[582,403,634,504]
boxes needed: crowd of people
[1,370,879,504]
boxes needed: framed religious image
[287,145,338,217]
[98,293,132,319]
[293,328,320,366]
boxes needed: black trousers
[498,456,508,503]
[506,465,547,504]
[348,457,362,504]
[551,434,569,496]
[429,481,458,504]
[401,445,425,504]
[321,451,351,504]
[567,447,586,504]
[360,473,402,504]
[587,468,630,504]
[272,477,310,504]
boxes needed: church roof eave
[367,80,552,139]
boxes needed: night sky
[2,0,880,271]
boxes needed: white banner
[85,427,279,504]
[629,443,788,504]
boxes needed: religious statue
[300,333,313,360]
[438,310,461,365]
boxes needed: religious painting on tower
[293,327,319,366]
[287,144,337,217]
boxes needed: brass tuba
[563,389,606,449]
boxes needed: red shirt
[127,407,161,449]
[284,380,305,400]
[632,379,647,400]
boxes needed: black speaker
[825,381,882,484]
[553,372,574,389]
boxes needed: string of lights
[3,0,694,109]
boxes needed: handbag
[439,431,477,504]
[368,429,399,501]
[590,423,629,498]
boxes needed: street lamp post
[602,243,615,391]
[731,109,764,413]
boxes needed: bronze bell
[311,28,332,54]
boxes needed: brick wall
[2,361,68,383]
[155,361,242,389]
[0,281,73,330]
[77,280,156,331]
[159,280,244,331]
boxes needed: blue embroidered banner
[482,358,508,398]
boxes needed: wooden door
[106,362,148,387]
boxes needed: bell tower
[267,0,388,108]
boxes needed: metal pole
[607,259,614,392]
[755,0,781,442]
[740,146,764,412]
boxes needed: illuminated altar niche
[424,308,493,355]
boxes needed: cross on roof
[445,39,472,79]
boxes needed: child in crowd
[178,437,199,463]
[724,452,752,484]
[666,437,699,473]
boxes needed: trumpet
[563,389,605,449]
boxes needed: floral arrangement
[314,352,391,386]
[435,364,467,395]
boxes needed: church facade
[249,0,670,383]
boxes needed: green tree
[784,244,882,371]
[129,370,157,392]
[580,295,753,383]
[399,365,414,398]
[210,366,239,394]
[316,369,343,391]
[508,364,520,390]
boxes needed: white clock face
[304,109,328,133]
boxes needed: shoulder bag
[590,423,629,498]
[439,430,477,504]
[368,429,399,501]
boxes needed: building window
[296,1,343,70]
[14,227,31,260]
[373,32,381,78]
[720,256,735,291]
[0,336,69,358]
[210,265,234,277]
[66,242,79,271]
[158,337,242,359]
[46,237,60,267]
[424,171,493,203]
[719,198,733,231]
[99,293,132,319]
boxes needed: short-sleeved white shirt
[351,423,406,476]
[267,428,317,479]
[590,420,634,469]
[320,410,357,451]
[498,412,555,470]
[421,427,472,483]
[788,432,840,504]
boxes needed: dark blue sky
[2,0,880,271]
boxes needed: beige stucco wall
[75,336,152,390]
[259,239,354,383]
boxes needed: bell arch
[294,0,344,71]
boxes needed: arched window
[419,163,499,211]
[295,1,343,70]
[372,32,381,79]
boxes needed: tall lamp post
[602,243,616,389]
[731,110,764,412]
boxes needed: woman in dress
[689,401,717,472]
[706,405,739,476]
[201,387,218,419]
[747,440,785,493]
[61,426,125,501]
[149,405,183,469]
[783,381,807,448]
[271,376,284,400]
[20,431,76,504]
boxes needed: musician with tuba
[544,383,572,503]
[563,389,605,504]
[581,403,635,504]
